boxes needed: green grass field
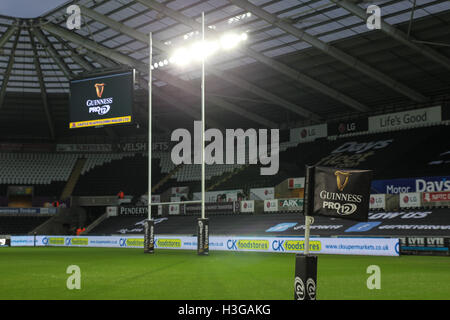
[0,247,449,300]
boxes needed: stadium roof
[0,0,449,140]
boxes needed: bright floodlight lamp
[171,47,191,66]
[170,32,248,66]
[220,33,241,50]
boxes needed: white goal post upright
[148,32,152,222]
[145,17,209,255]
[201,11,206,221]
[144,32,155,254]
[197,12,209,256]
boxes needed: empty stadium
[0,0,449,302]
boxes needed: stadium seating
[0,215,51,235]
[0,124,447,201]
[88,209,450,237]
[0,153,77,185]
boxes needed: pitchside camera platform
[69,70,134,129]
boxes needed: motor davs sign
[369,106,441,131]
[371,176,450,194]
[399,193,421,208]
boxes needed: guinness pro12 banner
[311,166,373,222]
[69,70,134,129]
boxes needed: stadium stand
[0,123,447,201]
[0,215,51,235]
[88,210,450,238]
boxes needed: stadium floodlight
[171,47,191,66]
[145,13,249,255]
[169,32,248,66]
[220,33,242,50]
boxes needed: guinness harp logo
[335,170,351,191]
[94,83,105,98]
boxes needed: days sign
[316,139,393,168]
[311,166,373,221]
[69,71,134,129]
[368,106,441,132]
[399,192,421,208]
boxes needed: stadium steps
[152,164,183,193]
[30,207,86,235]
[60,158,87,201]
[83,211,109,235]
[206,165,249,191]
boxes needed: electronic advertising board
[69,70,134,129]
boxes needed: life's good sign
[312,166,373,221]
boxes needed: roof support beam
[28,30,56,140]
[84,50,117,68]
[40,21,276,128]
[0,28,19,109]
[53,35,95,72]
[134,75,223,130]
[80,4,320,121]
[31,28,73,79]
[153,69,277,128]
[135,0,371,113]
[331,0,450,72]
[153,89,223,129]
[229,0,427,103]
[0,26,16,49]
